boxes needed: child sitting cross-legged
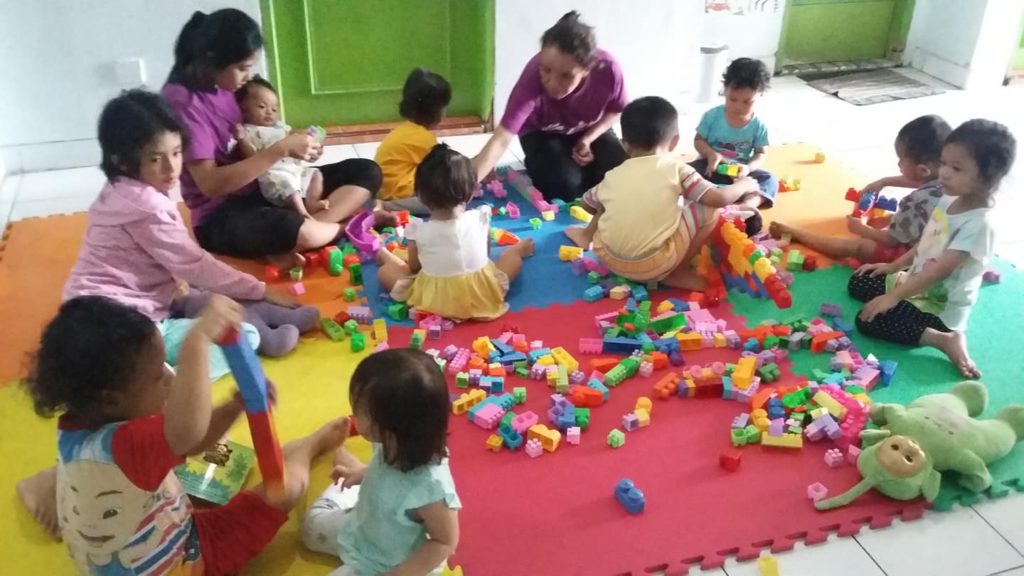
[25,295,347,576]
[771,115,952,263]
[565,96,761,291]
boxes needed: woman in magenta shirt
[163,9,382,265]
[473,11,629,202]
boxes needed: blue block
[631,285,649,301]
[602,337,643,354]
[722,376,733,399]
[637,333,653,344]
[500,352,527,366]
[615,479,645,514]
[653,337,680,353]
[823,373,847,385]
[832,317,853,335]
[492,393,515,411]
[490,338,514,356]
[498,423,523,449]
[528,348,552,363]
[669,351,685,366]
[668,298,689,311]
[587,379,610,401]
[219,333,269,414]
[743,338,760,352]
[625,298,638,313]
[583,285,605,302]
[879,360,898,387]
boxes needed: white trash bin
[697,44,729,103]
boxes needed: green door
[261,0,494,128]
[778,0,915,66]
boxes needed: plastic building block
[409,329,426,350]
[388,302,409,321]
[529,217,542,230]
[820,303,842,317]
[569,205,593,223]
[344,210,382,253]
[559,245,584,262]
[814,152,826,163]
[525,438,544,458]
[290,282,306,296]
[983,267,1002,284]
[607,429,625,448]
[513,386,527,404]
[758,555,780,576]
[342,288,356,302]
[372,319,388,342]
[486,434,503,452]
[567,426,581,445]
[320,318,346,342]
[349,262,363,285]
[720,449,742,472]
[264,265,281,282]
[615,478,645,514]
[806,482,828,502]
[289,266,304,281]
[218,328,285,498]
[527,424,562,452]
[716,163,740,177]
[824,448,845,468]
[505,202,520,219]
[760,432,803,449]
[583,286,605,302]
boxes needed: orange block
[650,352,669,370]
[810,331,845,353]
[570,386,605,407]
[590,358,620,373]
[468,356,487,371]
[750,389,776,411]
[653,373,680,399]
[527,424,562,452]
[487,364,506,377]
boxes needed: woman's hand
[859,294,899,323]
[273,133,320,162]
[572,138,595,166]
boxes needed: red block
[264,265,281,282]
[720,449,742,472]
[570,386,604,407]
[650,351,669,370]
[247,410,285,495]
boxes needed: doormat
[801,68,945,106]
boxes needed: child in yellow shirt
[375,69,452,216]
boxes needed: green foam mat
[728,259,1024,510]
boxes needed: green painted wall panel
[261,0,494,127]
[782,1,896,64]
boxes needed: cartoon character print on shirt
[713,141,744,161]
[540,118,598,136]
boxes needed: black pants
[848,273,951,345]
[195,158,381,258]
[519,130,628,202]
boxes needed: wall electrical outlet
[115,57,147,87]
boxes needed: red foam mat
[389,299,925,576]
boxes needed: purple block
[732,413,750,429]
[768,419,785,436]
[622,413,640,431]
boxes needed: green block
[343,319,359,334]
[787,425,803,435]
[350,333,366,352]
[731,428,747,447]
[529,217,542,230]
[812,369,831,381]
[607,429,625,448]
[764,335,780,349]
[743,425,761,444]
[319,318,346,342]
[409,333,424,350]
[501,412,516,429]
[456,372,469,388]
[587,271,600,284]
[513,387,527,404]
[349,263,363,286]
[515,367,529,378]
[328,262,344,276]
[388,302,409,321]
[555,379,568,393]
[342,288,356,302]
[328,250,344,269]
[289,267,304,281]
[513,361,527,371]
[574,408,591,430]
[641,342,655,353]
[497,207,507,216]
[340,243,357,256]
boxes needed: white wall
[0,0,260,173]
[905,0,1024,89]
[494,0,705,124]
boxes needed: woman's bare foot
[922,329,981,379]
[17,467,61,541]
[268,252,306,270]
[514,237,536,258]
[564,226,592,249]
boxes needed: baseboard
[0,139,101,174]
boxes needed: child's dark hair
[168,9,263,87]
[541,11,597,67]
[945,119,1017,187]
[722,58,771,92]
[350,349,449,472]
[414,144,476,210]
[621,96,679,151]
[98,90,190,181]
[896,115,952,166]
[399,69,452,127]
[235,74,276,105]
[24,296,158,420]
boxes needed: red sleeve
[110,415,185,491]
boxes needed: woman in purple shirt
[472,12,629,202]
[163,9,382,265]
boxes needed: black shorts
[193,158,382,258]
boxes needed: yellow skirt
[391,262,510,321]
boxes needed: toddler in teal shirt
[302,349,461,576]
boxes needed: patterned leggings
[848,273,951,345]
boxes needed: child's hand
[273,133,320,162]
[233,124,249,142]
[859,293,899,323]
[855,262,895,277]
[735,164,751,178]
[174,281,191,301]
[705,152,724,176]
[572,138,595,166]
[331,461,367,488]
[859,177,890,195]
[193,295,244,342]
[736,176,760,193]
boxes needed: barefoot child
[376,144,535,320]
[565,96,760,291]
[302,349,460,576]
[24,295,346,575]
[235,76,329,219]
[850,119,1016,378]
[691,58,777,234]
[771,115,952,262]
[375,68,452,216]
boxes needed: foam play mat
[2,144,1022,575]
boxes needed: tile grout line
[852,532,891,576]
[972,503,1024,563]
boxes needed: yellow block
[609,286,630,300]
[810,407,827,420]
[452,389,486,415]
[472,336,494,357]
[528,424,562,452]
[569,205,593,223]
[541,210,555,221]
[656,300,675,314]
[559,245,584,261]
[486,434,503,452]
[677,332,704,351]
[635,396,653,415]
[761,432,803,449]
[635,408,651,427]
[713,333,727,348]
[372,318,388,342]
[813,391,848,420]
[853,393,872,405]
[758,555,780,576]
[551,346,579,372]
[535,355,554,366]
[733,356,756,389]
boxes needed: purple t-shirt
[500,49,628,136]
[162,83,258,226]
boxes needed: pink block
[807,482,828,502]
[473,404,504,430]
[512,411,539,434]
[579,338,603,354]
[525,438,544,458]
[846,445,862,464]
[824,448,845,468]
[589,370,605,383]
[505,202,519,218]
[567,426,581,445]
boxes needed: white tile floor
[2,72,1023,576]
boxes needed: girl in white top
[377,144,534,320]
[850,119,1016,379]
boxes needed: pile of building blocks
[845,187,898,219]
[703,215,793,308]
[505,169,560,221]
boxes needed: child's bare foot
[514,237,536,258]
[373,209,397,228]
[375,247,405,267]
[564,226,592,249]
[923,329,981,379]
[17,467,61,541]
[268,252,306,270]
[306,199,330,215]
[661,266,709,292]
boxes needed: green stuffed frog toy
[815,381,1024,510]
